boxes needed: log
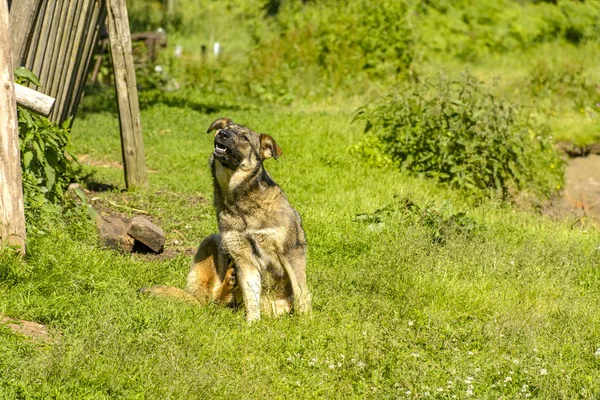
[8,0,43,67]
[14,83,55,116]
[106,0,147,188]
[0,0,26,254]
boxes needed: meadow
[2,1,600,398]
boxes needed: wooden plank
[64,1,107,124]
[37,0,62,95]
[8,0,43,67]
[54,0,92,122]
[44,0,76,100]
[23,0,46,81]
[0,0,26,254]
[106,0,147,188]
[14,83,55,117]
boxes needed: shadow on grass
[76,85,249,118]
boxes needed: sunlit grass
[1,98,600,397]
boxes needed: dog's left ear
[260,134,283,160]
[207,117,233,134]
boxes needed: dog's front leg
[236,260,262,322]
[222,232,262,322]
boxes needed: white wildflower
[540,368,548,376]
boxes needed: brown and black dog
[141,118,311,322]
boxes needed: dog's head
[207,117,283,169]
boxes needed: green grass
[1,97,600,398]
[4,0,600,397]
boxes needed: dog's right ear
[207,117,233,134]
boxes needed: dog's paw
[224,267,236,288]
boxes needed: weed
[14,69,79,224]
[354,196,478,244]
[354,71,563,199]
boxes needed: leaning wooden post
[8,0,43,68]
[106,0,147,188]
[0,0,26,254]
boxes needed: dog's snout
[219,129,233,139]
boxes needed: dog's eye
[241,135,250,142]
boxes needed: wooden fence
[1,0,149,253]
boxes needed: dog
[141,117,311,322]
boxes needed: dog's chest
[222,226,287,274]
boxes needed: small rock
[128,216,165,253]
[97,215,134,252]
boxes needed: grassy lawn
[1,94,599,398]
[3,0,600,398]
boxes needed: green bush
[14,69,78,221]
[354,71,564,199]
[414,0,600,61]
[246,0,414,97]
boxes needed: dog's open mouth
[214,142,228,157]
[213,141,239,167]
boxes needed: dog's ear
[207,117,233,134]
[260,134,283,160]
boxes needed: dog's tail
[138,285,200,304]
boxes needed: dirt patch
[1,315,56,343]
[563,154,600,218]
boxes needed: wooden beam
[0,0,26,254]
[14,83,55,117]
[106,0,147,188]
[66,2,107,125]
[8,0,42,67]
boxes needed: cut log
[128,216,165,253]
[0,0,26,254]
[14,83,55,116]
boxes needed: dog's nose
[219,130,232,139]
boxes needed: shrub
[354,71,564,199]
[247,0,414,97]
[15,69,78,222]
[414,0,600,61]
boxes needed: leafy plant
[354,71,564,199]
[14,69,79,221]
[354,196,478,244]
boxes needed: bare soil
[1,315,55,342]
[564,154,600,218]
